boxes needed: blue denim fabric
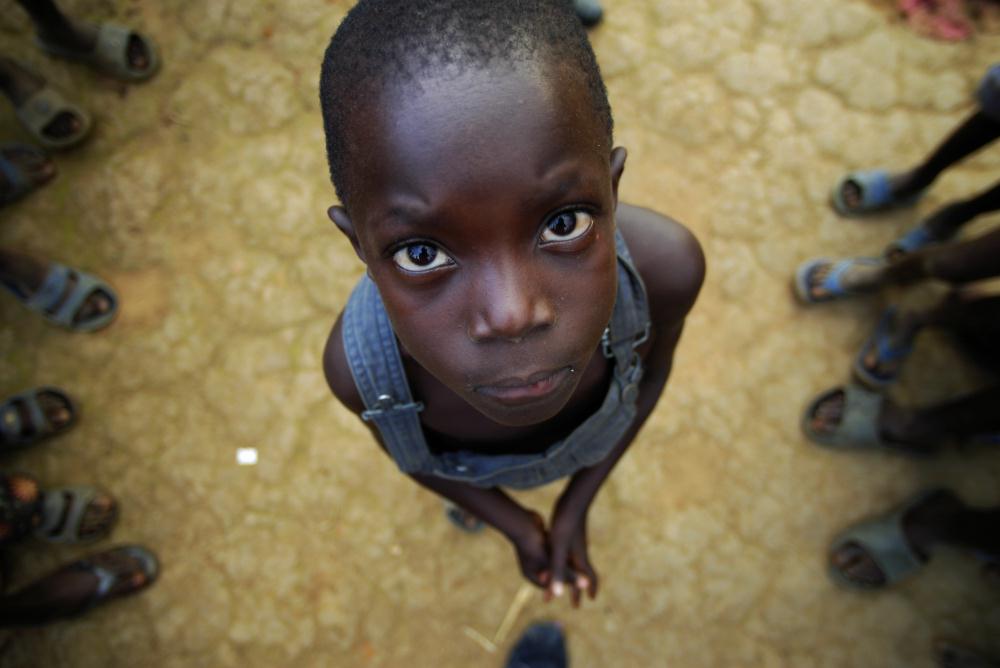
[977,63,1000,122]
[341,229,651,489]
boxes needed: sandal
[1,387,76,449]
[14,83,91,151]
[0,143,54,207]
[1,261,118,332]
[884,225,943,258]
[793,257,884,304]
[830,169,923,216]
[828,489,941,589]
[45,545,158,618]
[802,384,892,450]
[37,23,160,82]
[853,307,915,388]
[34,486,118,544]
[445,503,484,533]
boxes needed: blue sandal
[831,169,923,216]
[2,261,118,332]
[884,225,942,257]
[0,143,54,207]
[0,387,76,449]
[793,256,884,304]
[853,307,915,388]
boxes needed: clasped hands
[511,495,598,607]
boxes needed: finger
[538,570,551,587]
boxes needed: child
[319,0,704,602]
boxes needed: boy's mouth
[473,366,574,406]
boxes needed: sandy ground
[1,0,998,666]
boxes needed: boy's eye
[392,243,454,273]
[540,210,594,244]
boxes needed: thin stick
[462,626,497,654]
[493,583,535,647]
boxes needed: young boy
[319,0,704,603]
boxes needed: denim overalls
[341,229,651,489]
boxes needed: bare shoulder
[616,202,705,327]
[323,312,366,415]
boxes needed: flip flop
[0,143,54,207]
[828,488,941,589]
[52,545,159,616]
[830,169,923,216]
[36,23,160,82]
[1,261,118,332]
[802,384,889,449]
[0,387,76,449]
[793,257,884,304]
[33,486,118,544]
[14,84,91,151]
[445,503,484,533]
[885,225,941,258]
[853,307,916,388]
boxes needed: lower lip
[475,367,573,406]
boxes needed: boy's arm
[323,315,553,587]
[547,207,705,601]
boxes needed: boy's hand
[510,510,552,589]
[547,496,598,606]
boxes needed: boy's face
[332,59,625,427]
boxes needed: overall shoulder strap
[341,276,433,473]
[602,228,651,373]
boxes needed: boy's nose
[468,265,555,343]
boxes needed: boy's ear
[609,147,627,207]
[328,205,367,264]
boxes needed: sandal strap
[35,486,106,543]
[830,489,943,588]
[22,263,71,312]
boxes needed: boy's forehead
[347,60,607,217]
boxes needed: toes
[126,35,150,71]
[831,542,887,587]
[74,289,113,324]
[41,111,83,141]
[810,390,845,433]
[37,390,73,429]
[79,493,117,539]
[842,180,862,209]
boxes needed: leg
[0,247,114,326]
[856,290,993,383]
[923,179,1000,240]
[0,546,157,627]
[807,385,1000,453]
[900,111,1000,196]
[884,224,1000,286]
[13,0,152,74]
[831,489,1000,588]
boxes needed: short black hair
[319,0,613,210]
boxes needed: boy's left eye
[540,210,594,244]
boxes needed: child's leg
[809,222,1000,300]
[0,546,157,627]
[922,178,1000,240]
[0,56,83,142]
[838,110,1000,211]
[897,110,1000,197]
[13,0,151,72]
[0,248,114,324]
[832,489,1000,588]
[857,291,1000,381]
[808,385,1000,453]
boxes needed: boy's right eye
[392,243,454,274]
